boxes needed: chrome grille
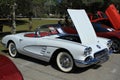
[94,49,108,59]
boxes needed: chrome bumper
[75,49,109,67]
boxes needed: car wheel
[8,42,18,57]
[111,39,120,53]
[56,52,74,72]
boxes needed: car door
[18,36,47,57]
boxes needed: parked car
[1,9,111,72]
[87,4,120,53]
[0,54,23,80]
[105,4,120,30]
[88,4,120,30]
[92,23,120,53]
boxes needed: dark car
[0,54,23,80]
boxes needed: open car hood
[105,4,120,30]
[67,9,97,45]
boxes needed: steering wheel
[35,28,40,37]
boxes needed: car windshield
[24,25,60,38]
[35,24,66,36]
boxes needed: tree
[16,0,33,16]
[0,0,14,17]
[0,0,17,34]
[32,0,46,17]
[55,0,85,17]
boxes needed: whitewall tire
[56,52,74,72]
[8,42,18,57]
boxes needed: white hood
[67,9,97,45]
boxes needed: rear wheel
[8,42,18,57]
[56,52,74,72]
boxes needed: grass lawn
[2,18,58,32]
[0,43,5,52]
[0,18,58,52]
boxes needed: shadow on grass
[0,19,29,39]
[0,19,28,26]
[0,30,28,40]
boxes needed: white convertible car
[1,9,112,72]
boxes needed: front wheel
[8,42,18,57]
[56,52,74,72]
[111,39,120,53]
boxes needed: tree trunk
[28,17,32,31]
[11,3,16,34]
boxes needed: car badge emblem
[96,45,101,49]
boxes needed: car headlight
[84,47,92,56]
[107,40,113,48]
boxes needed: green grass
[0,43,5,52]
[3,18,58,32]
[0,18,58,52]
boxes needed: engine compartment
[58,34,81,43]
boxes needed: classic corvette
[0,54,23,80]
[1,9,111,72]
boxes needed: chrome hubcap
[60,55,72,68]
[10,43,16,55]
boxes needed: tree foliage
[0,0,120,18]
[16,0,33,16]
[0,0,14,17]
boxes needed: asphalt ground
[1,51,120,80]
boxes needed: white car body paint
[68,9,97,45]
[1,9,110,69]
